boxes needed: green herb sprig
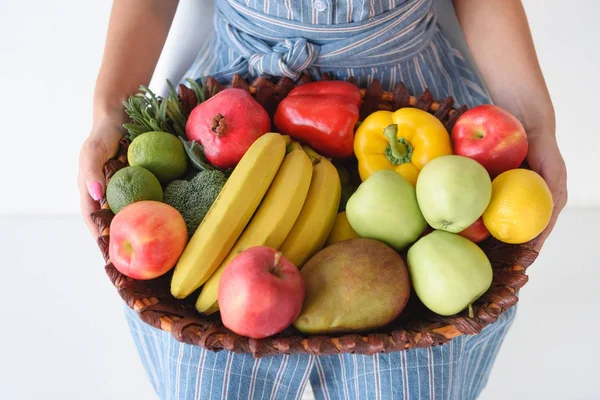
[122,78,211,140]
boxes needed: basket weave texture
[91,73,539,358]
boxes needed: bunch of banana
[170,131,343,316]
[170,132,287,299]
[195,141,313,314]
[196,143,342,314]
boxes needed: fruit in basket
[451,104,528,178]
[106,166,163,214]
[218,246,305,339]
[170,132,287,299]
[186,88,271,169]
[345,169,426,251]
[279,146,342,268]
[458,217,490,243]
[274,81,362,159]
[416,155,492,233]
[354,108,453,186]
[482,168,553,244]
[127,131,188,184]
[407,230,493,316]
[196,143,313,314]
[163,169,227,237]
[294,238,411,334]
[325,211,360,246]
[109,201,187,280]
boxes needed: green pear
[406,230,492,316]
[293,238,411,334]
[345,170,426,251]
[416,155,491,233]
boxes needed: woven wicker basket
[91,73,539,358]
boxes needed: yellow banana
[279,147,342,268]
[170,132,286,299]
[196,143,313,314]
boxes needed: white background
[0,0,598,399]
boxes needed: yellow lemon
[482,169,553,244]
[326,211,360,246]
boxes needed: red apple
[218,246,305,339]
[458,217,490,243]
[109,201,187,280]
[451,104,528,178]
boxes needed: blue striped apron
[180,0,490,108]
[128,0,516,398]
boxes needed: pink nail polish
[90,181,103,201]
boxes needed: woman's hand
[79,0,180,238]
[78,116,125,238]
[453,0,566,253]
[526,129,568,252]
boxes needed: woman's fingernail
[90,181,103,201]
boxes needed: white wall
[0,0,112,215]
[0,1,598,399]
[524,0,600,208]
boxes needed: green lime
[106,166,163,214]
[128,131,188,183]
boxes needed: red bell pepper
[274,81,362,159]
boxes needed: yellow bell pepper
[354,108,453,186]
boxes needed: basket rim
[92,73,539,358]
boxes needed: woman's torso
[181,0,491,108]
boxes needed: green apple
[407,230,493,316]
[416,155,491,233]
[345,170,426,251]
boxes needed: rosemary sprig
[122,79,210,140]
[165,80,187,137]
[122,85,169,139]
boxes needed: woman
[78,0,567,398]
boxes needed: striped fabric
[123,1,517,398]
[179,0,490,108]
[126,305,516,399]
